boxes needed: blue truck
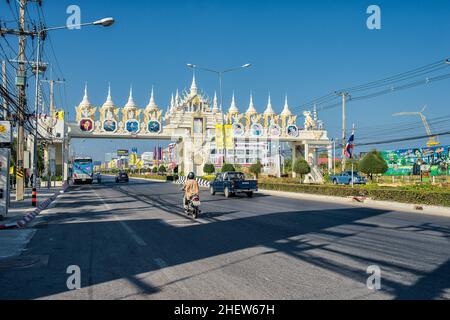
[209,172,258,198]
[329,171,367,185]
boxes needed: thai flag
[344,132,355,159]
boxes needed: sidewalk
[0,186,64,259]
[1,186,63,225]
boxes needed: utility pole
[41,78,65,188]
[337,91,349,172]
[16,0,28,201]
[1,61,8,119]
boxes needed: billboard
[117,149,129,157]
[380,145,450,176]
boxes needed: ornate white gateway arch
[67,76,332,182]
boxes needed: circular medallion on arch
[147,120,162,134]
[269,124,281,137]
[79,119,94,132]
[250,123,263,137]
[232,123,245,137]
[103,120,117,133]
[126,120,140,134]
[286,125,299,137]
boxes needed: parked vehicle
[115,170,129,183]
[73,157,94,184]
[329,171,367,185]
[209,172,258,198]
[185,194,201,219]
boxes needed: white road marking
[92,187,147,247]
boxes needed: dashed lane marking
[91,187,147,247]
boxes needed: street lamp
[186,63,251,164]
[32,17,115,191]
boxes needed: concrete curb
[0,181,69,230]
[260,189,450,217]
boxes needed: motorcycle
[185,194,201,219]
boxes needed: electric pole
[337,91,350,172]
[41,78,65,188]
[1,61,7,120]
[16,0,28,201]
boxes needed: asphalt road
[1,176,450,300]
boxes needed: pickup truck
[209,172,258,198]
[329,171,367,185]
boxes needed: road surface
[1,176,449,299]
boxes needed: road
[1,176,450,300]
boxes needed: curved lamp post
[32,17,115,189]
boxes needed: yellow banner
[54,110,64,120]
[224,124,234,149]
[215,124,224,149]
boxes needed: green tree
[203,163,215,174]
[249,160,262,179]
[293,158,310,179]
[221,163,235,172]
[158,165,166,173]
[284,159,292,174]
[358,150,388,180]
[152,166,158,173]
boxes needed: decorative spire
[125,85,137,108]
[146,86,158,110]
[175,89,180,106]
[281,94,292,117]
[264,93,275,115]
[312,103,318,121]
[190,74,198,95]
[228,92,239,114]
[79,83,91,107]
[246,93,257,115]
[102,83,115,107]
[212,91,219,113]
[170,93,175,111]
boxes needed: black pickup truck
[209,172,258,198]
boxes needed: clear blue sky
[13,0,450,160]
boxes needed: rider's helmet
[187,172,195,180]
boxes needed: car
[209,171,258,198]
[329,171,367,185]
[115,170,129,183]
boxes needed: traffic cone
[32,188,37,207]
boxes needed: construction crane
[393,105,440,147]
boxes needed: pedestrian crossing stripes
[175,176,211,188]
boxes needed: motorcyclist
[182,172,199,211]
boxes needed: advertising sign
[380,145,450,176]
[117,149,129,157]
[0,121,12,144]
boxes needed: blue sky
[8,0,450,160]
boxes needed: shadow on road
[1,181,449,300]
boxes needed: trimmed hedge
[129,174,167,181]
[259,183,450,207]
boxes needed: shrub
[249,160,262,179]
[359,150,388,180]
[221,163,235,172]
[203,163,215,174]
[158,165,166,173]
[152,167,158,173]
[258,182,450,207]
[293,159,310,179]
